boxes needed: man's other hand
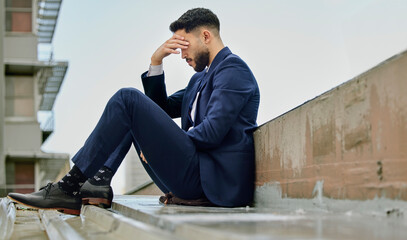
[151,34,189,66]
[140,151,148,164]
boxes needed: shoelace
[39,182,53,199]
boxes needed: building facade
[0,0,69,196]
[1,0,6,197]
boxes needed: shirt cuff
[147,64,163,77]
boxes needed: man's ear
[202,30,211,43]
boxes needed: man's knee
[113,87,142,101]
[110,88,147,110]
[117,87,141,95]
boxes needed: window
[5,76,35,117]
[5,159,35,194]
[5,0,33,32]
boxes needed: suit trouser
[72,88,204,199]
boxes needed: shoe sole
[7,196,81,215]
[82,198,111,208]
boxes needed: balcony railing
[38,110,54,143]
[37,0,63,43]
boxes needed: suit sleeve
[141,71,184,118]
[187,58,256,149]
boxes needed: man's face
[175,29,210,72]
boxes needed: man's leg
[83,132,170,198]
[72,88,203,199]
[100,131,132,174]
[80,129,173,208]
[8,87,203,214]
[126,133,171,194]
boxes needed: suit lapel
[182,47,233,130]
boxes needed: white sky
[41,0,407,192]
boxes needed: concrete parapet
[254,49,407,202]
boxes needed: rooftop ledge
[2,195,407,239]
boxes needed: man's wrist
[150,57,163,66]
[147,64,164,77]
[150,61,162,66]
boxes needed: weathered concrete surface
[4,195,407,239]
[126,180,163,195]
[0,200,47,240]
[112,195,407,240]
[0,198,16,239]
[254,49,407,201]
[133,183,162,195]
[10,206,47,240]
[81,205,178,240]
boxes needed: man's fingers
[172,34,185,40]
[140,152,148,164]
[167,38,189,47]
[150,34,188,65]
[161,42,187,56]
[165,42,189,50]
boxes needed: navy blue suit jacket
[141,47,260,206]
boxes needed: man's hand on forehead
[170,34,189,53]
[151,34,189,65]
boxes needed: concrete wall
[131,183,163,196]
[3,34,37,61]
[0,1,6,193]
[4,121,42,152]
[254,49,407,201]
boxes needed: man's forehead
[174,29,188,37]
[174,29,200,39]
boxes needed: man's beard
[193,47,210,72]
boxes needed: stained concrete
[111,195,407,240]
[254,49,407,201]
[255,181,407,217]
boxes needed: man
[8,8,260,215]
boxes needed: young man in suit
[8,8,260,215]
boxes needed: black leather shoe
[80,180,113,208]
[7,183,81,215]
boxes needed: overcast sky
[41,0,407,191]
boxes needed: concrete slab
[81,205,181,240]
[112,195,260,231]
[39,206,176,240]
[9,206,47,240]
[40,210,83,240]
[5,195,407,239]
[112,195,407,240]
[0,198,16,239]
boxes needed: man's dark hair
[169,8,220,34]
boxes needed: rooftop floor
[2,195,407,239]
